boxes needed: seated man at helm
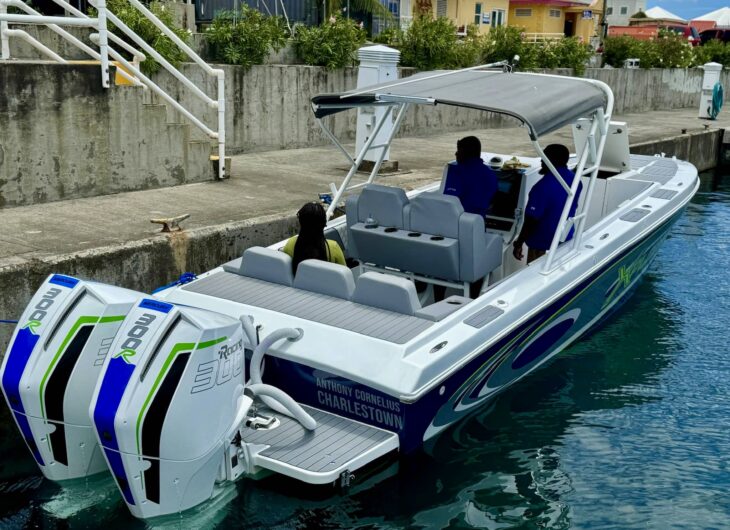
[442,136,498,218]
[512,144,582,264]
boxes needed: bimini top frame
[311,65,615,274]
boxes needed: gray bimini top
[311,69,609,139]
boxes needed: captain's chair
[346,186,503,296]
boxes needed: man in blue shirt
[513,144,582,264]
[443,136,498,218]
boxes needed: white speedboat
[0,66,699,520]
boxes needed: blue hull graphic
[267,212,681,453]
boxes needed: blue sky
[647,1,727,20]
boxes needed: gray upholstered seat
[240,246,294,286]
[409,192,502,283]
[346,186,503,290]
[352,272,421,316]
[293,259,355,300]
[346,184,409,260]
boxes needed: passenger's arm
[512,216,539,260]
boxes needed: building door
[564,13,577,36]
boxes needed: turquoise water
[1,172,728,529]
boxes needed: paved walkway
[0,107,726,265]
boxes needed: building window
[436,0,447,18]
[515,8,531,17]
[474,2,482,25]
[620,6,628,15]
[491,8,505,27]
[549,9,560,17]
[606,6,613,15]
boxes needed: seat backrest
[407,192,463,238]
[293,259,355,299]
[352,272,421,316]
[240,246,294,286]
[346,184,409,229]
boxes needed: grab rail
[0,0,226,179]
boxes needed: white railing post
[216,69,226,179]
[94,0,110,88]
[0,2,9,59]
[96,0,109,88]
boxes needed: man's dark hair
[543,144,570,168]
[457,136,482,160]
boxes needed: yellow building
[506,0,602,42]
[420,0,511,34]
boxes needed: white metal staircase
[0,0,227,179]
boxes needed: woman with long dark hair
[282,202,346,273]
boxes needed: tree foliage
[293,16,366,69]
[206,7,288,68]
[603,32,712,69]
[376,18,593,74]
[98,0,190,75]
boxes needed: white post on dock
[355,45,400,165]
[699,62,723,119]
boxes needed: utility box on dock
[355,45,400,165]
[700,62,723,119]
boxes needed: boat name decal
[315,377,404,430]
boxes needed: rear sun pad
[183,272,433,344]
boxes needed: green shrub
[602,35,640,67]
[98,0,190,75]
[398,14,460,70]
[483,25,527,65]
[293,16,366,69]
[694,38,730,67]
[372,26,404,47]
[550,36,593,75]
[206,7,288,68]
[454,25,487,67]
[653,30,695,68]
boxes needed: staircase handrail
[0,0,142,85]
[0,0,227,179]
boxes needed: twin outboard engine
[90,298,246,519]
[2,274,319,521]
[0,274,140,481]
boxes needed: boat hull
[266,208,684,453]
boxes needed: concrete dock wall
[152,65,726,155]
[0,61,724,208]
[0,63,212,208]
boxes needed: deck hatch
[651,189,679,200]
[620,208,652,222]
[463,305,504,329]
[182,272,433,344]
